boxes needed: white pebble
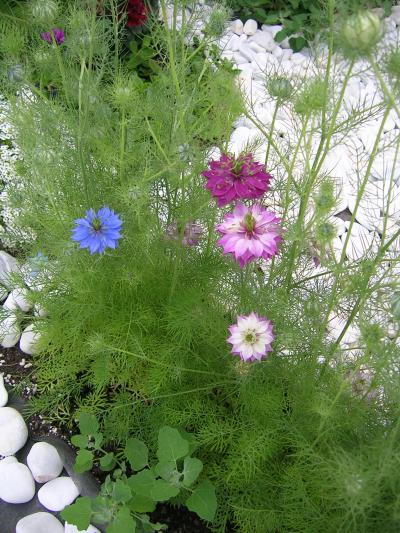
[0,462,35,503]
[0,314,20,348]
[20,323,41,355]
[0,373,8,406]
[38,476,80,511]
[0,406,28,455]
[11,287,32,312]
[16,513,64,533]
[243,19,258,36]
[0,251,19,289]
[251,31,276,51]
[230,19,243,35]
[3,291,19,311]
[27,441,63,483]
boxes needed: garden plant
[0,0,400,532]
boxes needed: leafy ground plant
[61,414,216,532]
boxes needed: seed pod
[341,11,382,55]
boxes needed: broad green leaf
[128,493,156,513]
[94,433,103,449]
[182,457,203,487]
[100,452,116,472]
[71,434,88,449]
[78,413,99,435]
[157,426,189,463]
[91,496,113,524]
[154,461,180,483]
[112,479,132,503]
[127,470,157,497]
[61,496,92,530]
[186,480,217,522]
[125,438,148,471]
[150,479,180,502]
[106,506,136,533]
[127,470,179,501]
[74,449,94,474]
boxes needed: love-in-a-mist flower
[40,28,65,45]
[72,207,122,254]
[126,0,148,27]
[217,203,282,267]
[228,312,274,362]
[202,153,272,207]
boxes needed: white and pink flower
[216,203,282,268]
[228,312,275,362]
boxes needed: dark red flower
[126,0,148,27]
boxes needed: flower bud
[341,11,382,55]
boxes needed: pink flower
[40,28,65,45]
[228,312,275,361]
[217,203,282,268]
[202,153,272,207]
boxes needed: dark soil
[0,346,219,533]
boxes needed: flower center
[232,159,244,176]
[244,213,256,233]
[244,330,257,344]
[91,218,102,231]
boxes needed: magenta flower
[217,203,282,268]
[202,153,272,207]
[166,220,203,246]
[228,312,275,362]
[40,28,65,45]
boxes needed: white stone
[64,523,101,533]
[0,251,19,289]
[272,46,283,58]
[0,406,28,455]
[0,462,35,503]
[391,11,400,25]
[0,314,20,348]
[33,303,49,318]
[16,513,64,533]
[225,34,241,52]
[0,285,8,301]
[261,24,282,38]
[27,442,63,483]
[233,52,249,65]
[238,44,255,62]
[0,373,8,407]
[38,476,80,511]
[3,291,19,311]
[248,41,265,53]
[291,52,306,65]
[20,324,41,355]
[10,287,32,312]
[0,455,17,474]
[251,31,276,51]
[230,19,243,35]
[243,19,257,36]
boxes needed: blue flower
[72,207,123,254]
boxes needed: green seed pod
[341,11,382,55]
[267,76,293,101]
